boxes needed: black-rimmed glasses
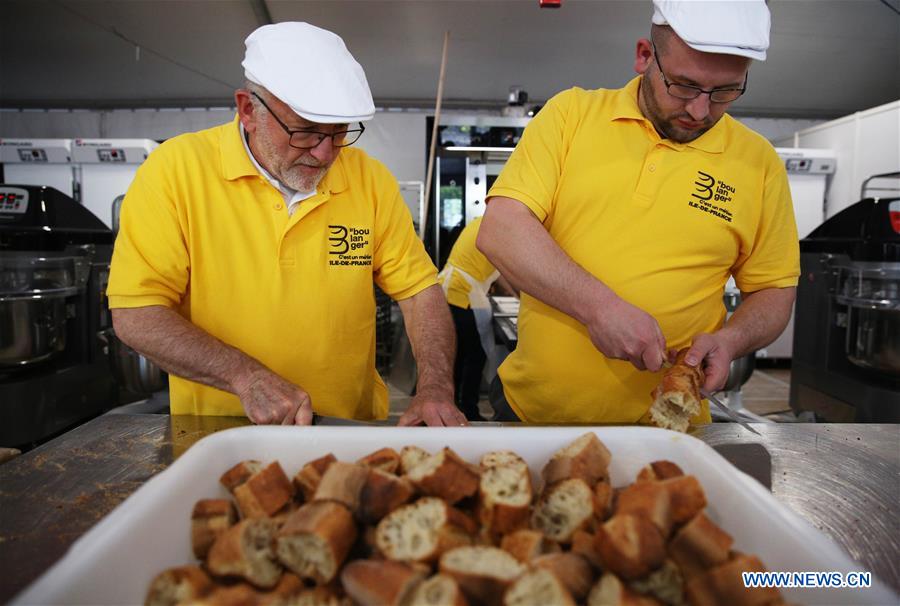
[651,43,747,104]
[251,92,365,150]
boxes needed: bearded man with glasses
[478,0,800,427]
[108,22,465,427]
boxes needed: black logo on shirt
[328,224,372,267]
[688,171,736,223]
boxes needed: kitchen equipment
[0,139,75,198]
[99,329,167,395]
[0,185,116,447]
[701,389,762,435]
[791,195,900,422]
[13,426,897,605]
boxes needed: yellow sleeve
[107,153,189,309]
[732,156,801,292]
[487,89,575,221]
[372,170,438,300]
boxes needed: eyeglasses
[251,92,365,150]
[651,43,747,104]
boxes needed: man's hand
[683,332,736,392]
[586,294,667,372]
[398,388,468,427]
[233,369,313,425]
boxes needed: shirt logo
[688,170,736,223]
[328,224,372,267]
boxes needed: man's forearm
[111,306,266,394]
[717,287,796,358]
[397,285,455,398]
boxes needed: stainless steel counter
[0,415,897,601]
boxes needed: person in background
[438,216,516,421]
[477,0,799,424]
[108,22,465,427]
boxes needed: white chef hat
[242,22,376,123]
[651,0,771,61]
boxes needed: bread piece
[293,453,337,502]
[400,445,431,475]
[648,350,704,433]
[615,481,673,538]
[358,447,402,474]
[359,467,416,524]
[594,481,614,521]
[594,514,665,581]
[629,559,684,605]
[669,513,733,578]
[145,565,212,606]
[477,462,532,537]
[340,559,426,606]
[191,498,237,559]
[406,448,480,504]
[403,574,470,606]
[532,552,595,600]
[571,529,604,570]
[541,432,611,488]
[684,554,781,606]
[503,568,575,606]
[313,461,369,513]
[439,546,526,604]
[376,497,476,563]
[500,529,561,564]
[659,476,706,524]
[636,460,685,482]
[480,450,529,471]
[220,460,263,492]
[234,461,294,519]
[275,501,357,584]
[207,518,283,589]
[587,573,664,606]
[531,478,595,543]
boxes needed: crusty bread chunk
[480,450,529,471]
[376,497,475,563]
[532,552,595,600]
[478,462,532,536]
[406,447,480,504]
[541,432,611,488]
[685,553,781,606]
[340,559,425,606]
[629,559,684,605]
[400,445,431,475]
[571,529,604,570]
[207,518,282,589]
[659,476,707,525]
[615,481,673,538]
[593,481,614,521]
[144,565,212,606]
[357,447,402,474]
[359,467,416,524]
[191,498,237,560]
[648,350,704,433]
[233,461,294,519]
[587,573,664,606]
[439,546,526,604]
[503,568,575,606]
[636,460,685,482]
[313,461,369,513]
[275,501,357,584]
[403,573,469,606]
[669,513,733,578]
[220,460,263,493]
[594,514,665,581]
[293,453,336,502]
[531,478,595,543]
[500,529,561,564]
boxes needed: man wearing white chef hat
[478,0,800,425]
[108,22,465,427]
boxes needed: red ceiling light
[539,0,562,8]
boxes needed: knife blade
[700,389,762,436]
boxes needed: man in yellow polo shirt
[478,0,799,424]
[108,22,465,427]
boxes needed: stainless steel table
[0,415,897,601]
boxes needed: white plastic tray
[14,426,897,605]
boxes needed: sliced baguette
[233,461,294,519]
[439,545,526,605]
[376,497,476,563]
[359,467,416,524]
[500,529,561,564]
[668,513,733,579]
[207,518,283,589]
[587,573,664,606]
[636,460,685,482]
[614,481,673,538]
[402,574,470,606]
[275,501,357,584]
[406,447,480,504]
[357,447,402,474]
[532,552,595,600]
[541,432,611,488]
[220,460,263,493]
[191,498,237,560]
[594,514,665,581]
[477,462,532,537]
[503,568,575,606]
[313,461,369,513]
[684,553,781,606]
[144,565,212,606]
[400,445,431,475]
[292,453,336,502]
[340,559,426,606]
[531,478,595,543]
